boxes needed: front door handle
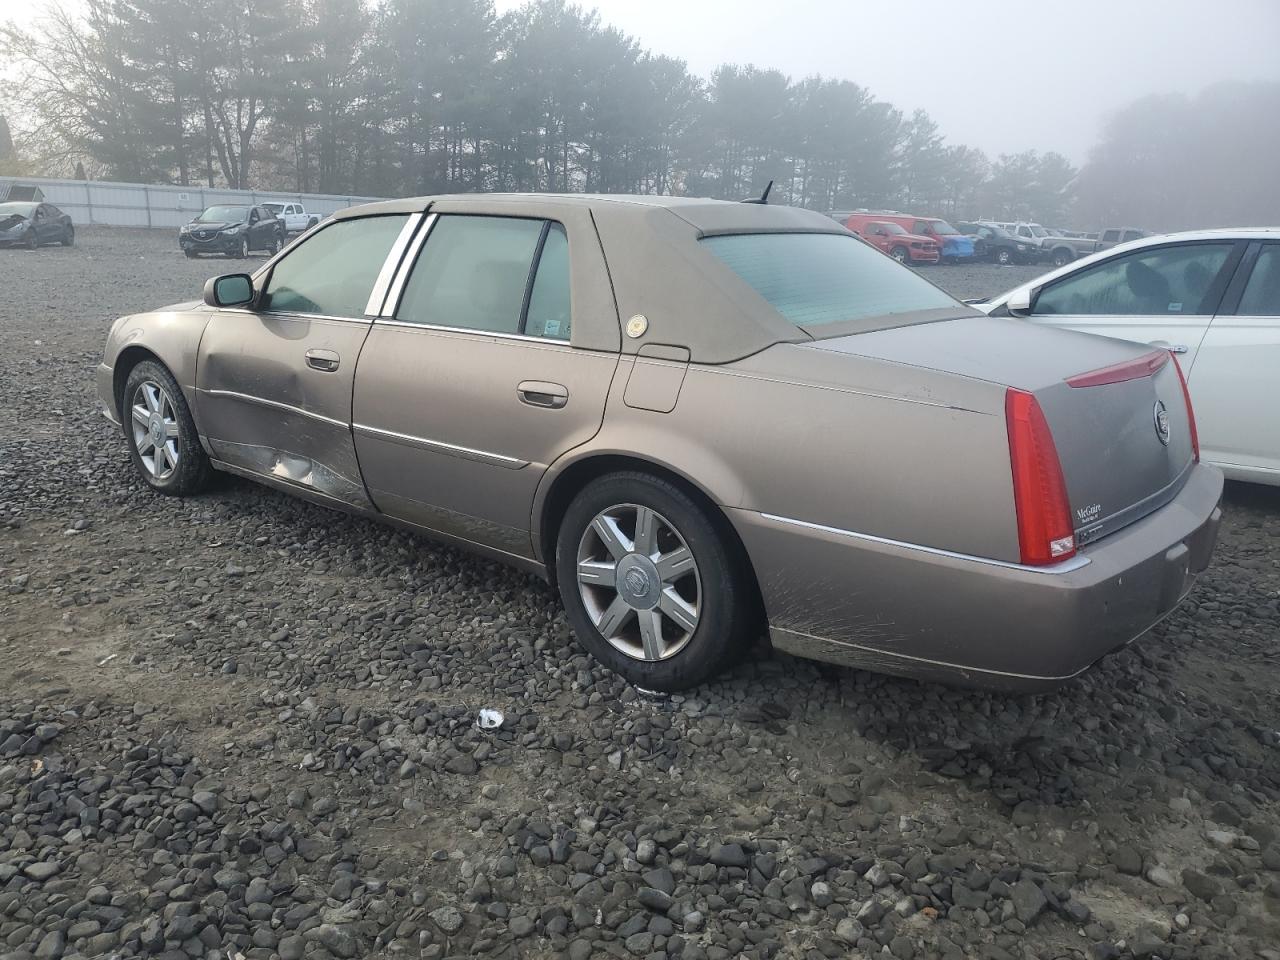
[1150,340,1189,355]
[305,348,341,372]
[517,380,568,409]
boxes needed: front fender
[101,304,214,426]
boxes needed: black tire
[120,359,214,496]
[555,471,752,691]
[231,236,249,259]
[995,248,1012,265]
[890,245,908,264]
[1052,247,1073,268]
[266,236,280,256]
[23,230,38,250]
[61,226,75,247]
[184,248,198,258]
[308,216,318,229]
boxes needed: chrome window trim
[217,307,371,326]
[371,317,576,348]
[198,388,348,429]
[364,212,424,317]
[380,213,438,317]
[758,512,1092,574]
[352,422,529,470]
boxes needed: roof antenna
[742,180,773,204]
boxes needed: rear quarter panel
[546,343,1020,562]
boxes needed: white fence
[0,176,383,228]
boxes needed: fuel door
[623,344,691,414]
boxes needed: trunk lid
[810,314,1195,546]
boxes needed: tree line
[4,1,1276,230]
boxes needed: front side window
[396,215,570,340]
[700,232,959,330]
[1034,243,1233,317]
[1123,230,1145,242]
[263,214,409,318]
[929,220,959,236]
[1237,245,1280,317]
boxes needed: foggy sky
[494,0,1280,162]
[5,0,1279,161]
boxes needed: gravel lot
[1,227,1278,960]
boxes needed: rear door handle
[305,348,341,372]
[517,380,568,409]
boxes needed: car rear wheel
[121,360,214,496]
[1052,248,1073,267]
[556,471,751,691]
[184,248,197,258]
[23,230,37,250]
[995,248,1012,265]
[266,236,280,256]
[890,246,908,264]
[61,226,75,247]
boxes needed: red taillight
[1005,388,1076,565]
[1171,353,1200,462]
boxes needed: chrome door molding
[758,512,1092,574]
[197,388,349,428]
[351,421,529,470]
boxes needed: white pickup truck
[261,201,320,234]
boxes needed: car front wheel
[890,246,908,264]
[995,248,1012,265]
[556,471,751,691]
[121,360,214,496]
[61,226,75,247]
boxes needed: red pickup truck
[848,219,940,264]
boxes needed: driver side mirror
[204,273,254,308]
[1006,286,1035,317]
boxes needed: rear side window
[1237,245,1280,316]
[396,215,570,340]
[264,214,409,317]
[700,232,958,329]
[525,223,571,340]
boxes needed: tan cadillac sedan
[98,194,1223,691]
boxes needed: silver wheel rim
[576,503,701,662]
[130,380,180,480]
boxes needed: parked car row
[985,221,1150,266]
[99,193,1227,696]
[842,212,977,264]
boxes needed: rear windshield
[701,232,959,329]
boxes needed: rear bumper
[732,463,1224,691]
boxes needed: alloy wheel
[130,380,180,480]
[576,503,701,662]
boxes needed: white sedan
[977,229,1280,486]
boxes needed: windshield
[0,202,37,218]
[701,232,959,330]
[198,205,250,222]
[1029,225,1049,238]
[927,220,959,235]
